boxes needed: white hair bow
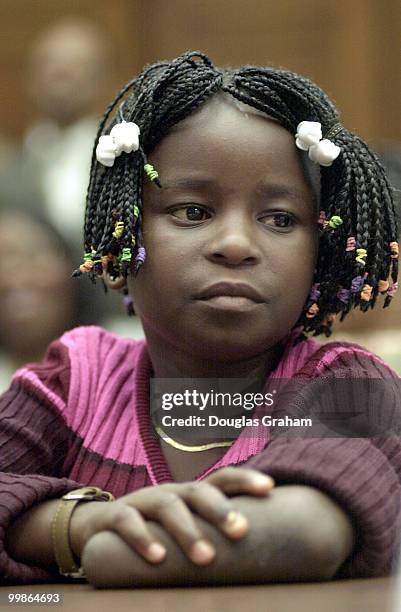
[96,121,140,167]
[295,121,341,167]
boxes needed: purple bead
[337,288,351,304]
[123,296,133,308]
[388,282,398,297]
[135,246,146,264]
[309,283,321,301]
[351,276,364,293]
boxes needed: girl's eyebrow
[255,183,311,204]
[159,178,314,210]
[161,177,215,190]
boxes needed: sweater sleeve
[245,347,401,578]
[0,338,82,585]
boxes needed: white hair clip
[96,121,140,167]
[295,121,341,167]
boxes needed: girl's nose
[205,214,261,266]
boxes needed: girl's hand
[70,467,273,566]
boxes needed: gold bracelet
[51,486,115,578]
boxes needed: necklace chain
[152,420,235,452]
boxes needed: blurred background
[0,0,400,388]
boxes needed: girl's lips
[197,295,263,312]
[195,281,265,303]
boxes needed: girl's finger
[206,467,274,495]
[182,481,249,539]
[143,492,216,565]
[97,504,166,564]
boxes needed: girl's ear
[102,272,126,291]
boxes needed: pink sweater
[0,326,400,584]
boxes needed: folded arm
[82,484,354,587]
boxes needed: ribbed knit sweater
[1,326,400,585]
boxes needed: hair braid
[119,155,139,278]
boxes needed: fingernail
[223,511,248,535]
[190,540,215,565]
[253,474,274,488]
[146,542,166,563]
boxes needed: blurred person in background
[0,209,83,392]
[21,17,110,249]
[0,17,143,336]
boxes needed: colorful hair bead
[120,247,132,263]
[113,221,124,240]
[318,211,327,226]
[351,275,365,293]
[306,303,319,318]
[101,254,113,270]
[390,242,399,259]
[72,252,94,277]
[133,205,140,219]
[134,246,146,274]
[346,237,356,251]
[120,286,135,316]
[355,248,367,265]
[327,215,343,229]
[337,288,351,304]
[144,163,161,187]
[135,246,146,264]
[378,280,390,293]
[123,294,135,316]
[309,283,321,301]
[388,282,398,297]
[360,284,373,302]
[302,329,316,338]
[79,260,95,274]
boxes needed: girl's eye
[259,213,295,229]
[171,206,211,223]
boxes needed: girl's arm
[82,484,354,587]
[0,382,81,585]
[5,468,275,577]
[4,469,351,586]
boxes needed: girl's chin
[182,335,280,363]
[142,318,285,363]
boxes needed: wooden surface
[0,577,397,612]
[0,0,399,143]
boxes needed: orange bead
[101,255,112,269]
[306,303,319,318]
[390,241,399,258]
[79,260,94,274]
[360,284,373,301]
[378,280,389,293]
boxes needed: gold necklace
[152,420,235,452]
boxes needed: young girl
[1,51,400,588]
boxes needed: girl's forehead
[155,94,320,201]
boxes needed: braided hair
[77,51,399,339]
